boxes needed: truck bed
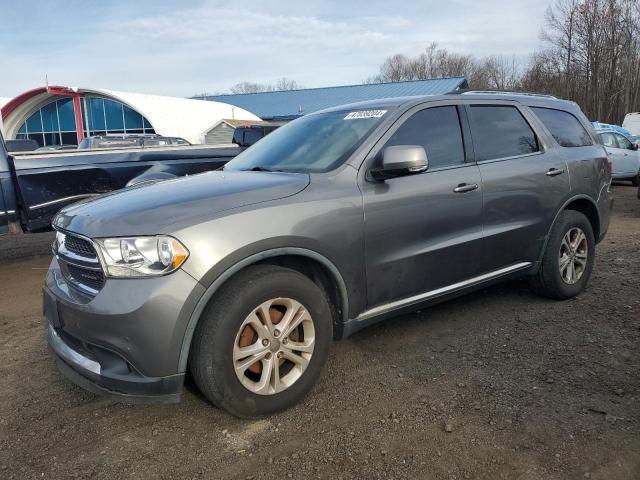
[7,144,242,232]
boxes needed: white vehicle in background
[623,112,640,136]
[597,130,640,185]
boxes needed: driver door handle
[453,183,479,193]
[546,167,565,177]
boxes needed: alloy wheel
[233,298,315,395]
[558,227,588,285]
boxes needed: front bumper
[44,256,206,403]
[47,322,183,403]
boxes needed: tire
[530,210,595,300]
[189,264,332,418]
[631,175,639,187]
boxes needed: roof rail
[455,89,557,99]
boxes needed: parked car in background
[5,139,39,152]
[232,124,280,147]
[35,145,77,152]
[44,92,612,417]
[78,134,190,149]
[0,132,247,235]
[597,130,640,185]
[622,112,640,136]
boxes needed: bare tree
[230,82,271,94]
[273,77,302,91]
[368,2,640,124]
[366,43,522,91]
[230,78,303,94]
[523,0,640,123]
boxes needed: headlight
[94,236,189,277]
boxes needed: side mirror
[371,145,428,181]
[632,143,638,151]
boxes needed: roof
[592,121,632,137]
[313,91,577,116]
[218,119,282,128]
[200,77,468,120]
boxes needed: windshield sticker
[344,110,387,120]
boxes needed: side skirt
[340,262,535,339]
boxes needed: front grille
[56,231,105,294]
[64,235,97,259]
[65,264,105,292]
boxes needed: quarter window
[468,105,539,161]
[531,107,592,147]
[384,106,465,169]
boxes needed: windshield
[224,109,389,173]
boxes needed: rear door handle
[453,183,479,193]
[546,168,565,177]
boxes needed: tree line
[367,0,640,125]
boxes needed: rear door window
[531,107,592,147]
[468,105,539,161]
[384,105,465,169]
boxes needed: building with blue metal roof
[199,77,468,121]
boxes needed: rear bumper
[611,172,638,180]
[47,322,183,404]
[597,183,614,243]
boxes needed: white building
[0,86,260,147]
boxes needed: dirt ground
[0,186,638,480]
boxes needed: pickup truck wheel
[189,264,332,418]
[530,210,595,299]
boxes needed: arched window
[16,98,77,147]
[82,97,154,138]
[15,96,155,147]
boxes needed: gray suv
[45,92,613,417]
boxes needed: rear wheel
[530,210,595,299]
[189,264,332,418]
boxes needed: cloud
[0,0,548,98]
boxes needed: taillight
[606,156,612,175]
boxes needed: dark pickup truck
[0,131,243,235]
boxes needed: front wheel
[189,265,332,418]
[530,210,595,299]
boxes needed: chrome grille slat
[66,264,105,292]
[63,235,97,259]
[55,231,105,294]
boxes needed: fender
[537,194,600,263]
[177,247,350,372]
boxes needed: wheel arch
[178,247,350,372]
[538,194,601,263]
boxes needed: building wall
[204,122,235,145]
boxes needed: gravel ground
[0,186,638,480]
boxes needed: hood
[53,170,309,237]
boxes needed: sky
[0,0,549,99]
